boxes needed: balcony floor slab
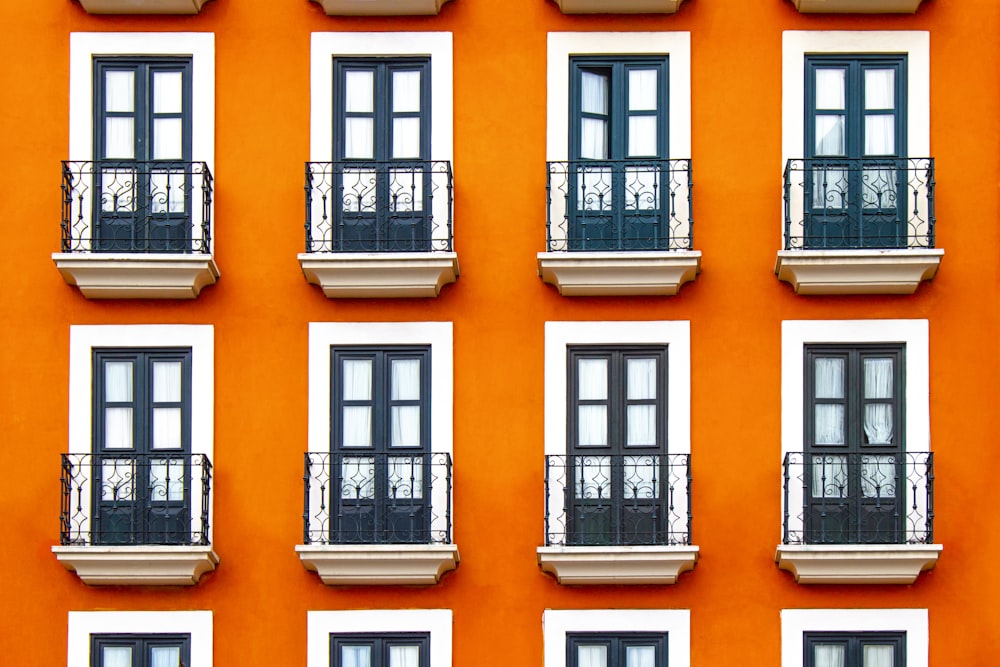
[775,544,941,584]
[296,543,460,585]
[299,252,458,298]
[53,253,219,299]
[52,545,219,586]
[537,545,699,585]
[775,248,943,295]
[537,250,701,296]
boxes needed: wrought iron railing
[782,451,934,545]
[59,453,212,546]
[545,159,693,252]
[783,157,935,250]
[302,452,453,545]
[61,160,213,253]
[304,160,454,253]
[543,454,692,547]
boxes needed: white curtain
[576,457,611,500]
[627,69,658,157]
[623,167,659,211]
[861,455,896,499]
[150,459,184,502]
[578,359,608,447]
[864,645,894,667]
[389,645,420,667]
[391,406,421,447]
[623,456,659,499]
[814,358,845,445]
[342,359,373,448]
[863,358,894,445]
[580,71,608,160]
[101,647,132,667]
[150,646,181,667]
[341,645,372,667]
[152,361,182,450]
[626,358,656,446]
[341,457,375,500]
[864,69,895,156]
[388,168,423,213]
[812,455,848,499]
[626,646,656,667]
[104,70,135,160]
[344,70,374,159]
[152,71,184,161]
[391,359,422,447]
[150,170,186,214]
[388,456,423,499]
[814,645,846,667]
[578,166,613,212]
[105,361,134,450]
[577,645,608,667]
[101,459,135,502]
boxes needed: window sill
[774,249,943,295]
[789,0,924,13]
[311,0,452,14]
[296,544,459,585]
[536,545,699,585]
[77,0,212,13]
[52,253,220,299]
[298,252,459,298]
[537,250,700,297]
[775,544,941,584]
[52,545,219,586]
[552,0,685,13]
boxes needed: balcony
[788,0,925,13]
[776,451,941,584]
[298,161,459,298]
[537,454,698,585]
[295,452,459,585]
[538,160,701,296]
[77,0,213,14]
[53,161,219,299]
[552,0,686,14]
[51,453,218,586]
[311,0,453,14]
[776,158,942,295]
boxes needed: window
[330,347,432,543]
[567,633,668,667]
[804,345,904,544]
[93,634,190,667]
[566,346,668,545]
[804,632,904,667]
[544,610,690,667]
[331,634,429,667]
[92,348,194,545]
[804,55,907,248]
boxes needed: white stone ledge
[296,544,460,585]
[775,544,942,584]
[537,250,701,296]
[790,0,923,13]
[312,0,452,15]
[77,0,212,13]
[52,545,219,586]
[299,252,459,298]
[553,0,685,13]
[537,545,699,585]
[775,248,943,295]
[53,253,219,299]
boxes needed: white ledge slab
[537,545,699,585]
[312,0,452,15]
[791,0,923,13]
[775,544,942,584]
[53,253,219,299]
[775,249,943,295]
[52,545,219,586]
[554,0,685,13]
[297,544,459,585]
[299,252,458,298]
[538,250,700,296]
[78,0,212,13]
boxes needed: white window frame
[68,610,213,667]
[68,324,215,540]
[543,609,691,667]
[307,609,452,667]
[781,608,928,667]
[68,33,215,250]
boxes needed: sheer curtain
[863,68,896,209]
[577,646,607,667]
[150,646,181,667]
[864,645,895,667]
[814,645,845,667]
[342,359,372,448]
[626,646,656,667]
[813,68,846,209]
[580,71,608,160]
[105,360,134,450]
[626,358,656,447]
[577,359,608,447]
[863,358,894,444]
[814,358,845,445]
[389,645,420,667]
[341,646,372,667]
[101,647,132,667]
[391,359,421,447]
[152,361,182,450]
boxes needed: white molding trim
[69,610,213,667]
[781,608,928,667]
[77,0,212,13]
[554,0,685,13]
[312,0,453,15]
[775,249,943,295]
[790,0,924,13]
[296,544,459,585]
[299,252,458,298]
[775,544,941,584]
[308,610,452,667]
[543,609,690,667]
[53,546,218,586]
[538,251,700,296]
[53,254,220,299]
[537,545,698,584]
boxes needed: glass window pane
[341,458,375,500]
[342,406,372,447]
[153,117,183,160]
[624,455,659,499]
[577,645,608,667]
[392,117,421,159]
[864,404,894,445]
[864,358,894,398]
[150,170,186,214]
[153,360,182,402]
[864,644,895,667]
[153,407,182,449]
[578,165,613,211]
[101,168,137,213]
[105,361,134,401]
[815,404,845,445]
[105,71,134,113]
[101,459,135,501]
[865,115,895,155]
[628,69,658,111]
[153,70,183,114]
[102,646,133,667]
[105,117,135,159]
[580,117,608,160]
[150,458,185,502]
[578,359,608,400]
[342,359,373,401]
[392,359,421,400]
[581,71,609,115]
[812,455,848,498]
[389,168,423,213]
[627,404,656,446]
[865,69,895,110]
[815,69,845,109]
[628,116,657,157]
[624,168,659,211]
[393,70,421,113]
[391,405,421,447]
[578,405,608,447]
[388,457,423,499]
[815,115,845,156]
[626,645,657,667]
[345,117,374,159]
[345,70,374,113]
[341,645,373,667]
[105,408,134,449]
[861,455,896,498]
[575,457,611,500]
[814,358,844,398]
[627,358,657,400]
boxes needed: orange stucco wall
[0,0,998,664]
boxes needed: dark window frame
[330,632,430,667]
[803,631,905,667]
[92,633,191,667]
[566,632,669,667]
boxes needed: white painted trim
[543,609,690,667]
[546,32,691,161]
[781,608,928,667]
[310,32,454,163]
[68,610,213,667]
[307,609,452,667]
